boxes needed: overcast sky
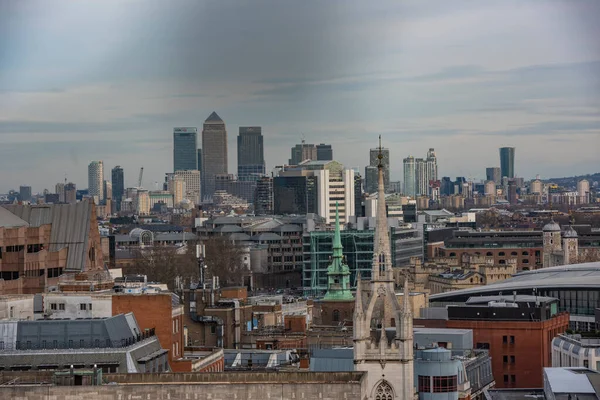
[1,0,599,193]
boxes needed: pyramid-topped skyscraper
[201,111,227,200]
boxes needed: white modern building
[279,160,354,224]
[552,334,600,371]
[88,160,104,203]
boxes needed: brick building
[0,202,104,294]
[112,293,186,370]
[420,295,569,389]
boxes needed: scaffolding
[303,230,374,296]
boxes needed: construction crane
[138,167,144,188]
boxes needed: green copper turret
[323,202,354,301]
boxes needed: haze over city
[1,0,599,192]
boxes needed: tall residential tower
[88,161,104,203]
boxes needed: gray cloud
[0,0,599,191]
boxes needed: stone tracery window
[378,253,386,276]
[375,381,394,400]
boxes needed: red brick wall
[112,294,184,369]
[447,313,569,389]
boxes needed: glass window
[433,376,457,393]
[418,375,431,392]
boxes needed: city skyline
[1,0,599,191]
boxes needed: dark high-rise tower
[369,147,390,193]
[202,112,228,200]
[237,127,265,181]
[111,165,124,211]
[173,127,198,172]
[316,143,333,161]
[486,167,501,184]
[499,147,515,179]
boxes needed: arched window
[486,252,493,256]
[498,252,505,257]
[333,309,340,322]
[511,251,518,256]
[449,252,456,258]
[522,251,529,256]
[375,381,394,400]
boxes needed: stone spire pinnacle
[403,275,411,316]
[372,136,393,281]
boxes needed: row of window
[417,375,458,393]
[448,250,533,257]
[49,303,92,311]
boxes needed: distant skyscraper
[88,161,104,203]
[499,147,515,178]
[289,142,317,165]
[65,182,77,204]
[197,149,202,171]
[530,179,543,195]
[173,127,198,172]
[254,176,273,215]
[103,180,112,203]
[55,183,65,203]
[237,127,265,181]
[369,147,390,192]
[19,186,32,201]
[354,173,364,218]
[364,166,378,194]
[202,112,227,200]
[415,158,427,196]
[316,143,333,161]
[172,170,201,204]
[403,156,416,197]
[486,167,501,184]
[426,148,438,183]
[111,165,124,211]
[578,179,590,204]
[507,179,518,205]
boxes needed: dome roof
[563,226,578,238]
[543,220,561,232]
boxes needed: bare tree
[202,236,246,287]
[128,244,199,289]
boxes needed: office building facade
[19,186,32,202]
[202,112,228,200]
[254,177,273,215]
[273,175,318,215]
[88,161,104,203]
[111,166,124,211]
[170,170,201,204]
[486,167,501,184]
[316,144,333,161]
[289,143,317,165]
[499,147,515,179]
[369,147,389,193]
[237,127,265,181]
[173,127,198,172]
